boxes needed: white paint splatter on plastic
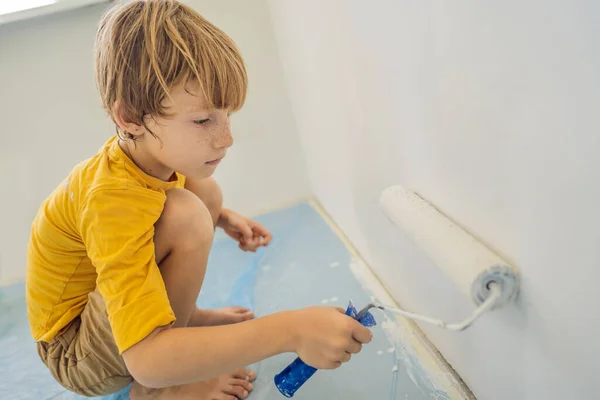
[321,299,329,304]
[262,265,271,271]
[330,297,338,302]
[405,361,419,387]
[329,261,340,268]
[392,365,399,372]
[347,257,451,400]
[377,350,384,355]
[381,314,450,399]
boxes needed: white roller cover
[380,185,519,307]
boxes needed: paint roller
[376,184,520,328]
[274,185,520,397]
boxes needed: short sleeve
[79,188,176,354]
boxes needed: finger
[240,311,255,321]
[239,237,255,249]
[352,324,373,344]
[217,395,236,400]
[252,235,262,246]
[228,378,253,392]
[251,223,271,240]
[247,370,257,382]
[232,368,254,380]
[232,312,254,322]
[226,379,253,397]
[239,242,257,252]
[234,222,252,241]
[340,352,352,363]
[243,237,256,249]
[328,361,343,369]
[247,237,260,251]
[224,385,249,399]
[250,221,268,235]
[257,234,270,247]
[241,225,253,241]
[346,340,362,354]
[261,230,273,246]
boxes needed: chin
[188,169,214,180]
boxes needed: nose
[213,116,233,149]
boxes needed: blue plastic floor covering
[0,202,450,399]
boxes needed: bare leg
[184,177,224,228]
[130,188,255,399]
[184,177,254,326]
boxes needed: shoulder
[83,186,166,217]
[78,186,167,250]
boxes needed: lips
[205,157,223,166]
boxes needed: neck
[119,139,174,181]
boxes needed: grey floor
[0,203,452,399]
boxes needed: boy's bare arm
[123,307,372,389]
[185,176,272,251]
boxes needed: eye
[194,118,210,125]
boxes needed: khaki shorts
[37,290,132,396]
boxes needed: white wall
[0,0,310,284]
[267,1,600,399]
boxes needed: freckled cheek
[184,140,212,164]
[203,126,221,145]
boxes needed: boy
[25,0,372,399]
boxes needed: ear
[112,100,145,139]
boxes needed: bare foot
[130,368,256,400]
[190,307,254,326]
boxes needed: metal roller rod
[357,282,502,332]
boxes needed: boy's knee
[185,178,223,227]
[157,188,214,248]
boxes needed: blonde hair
[94,0,248,139]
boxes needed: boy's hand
[218,209,272,252]
[289,306,373,369]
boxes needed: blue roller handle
[274,301,377,398]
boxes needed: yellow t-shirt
[26,136,185,354]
